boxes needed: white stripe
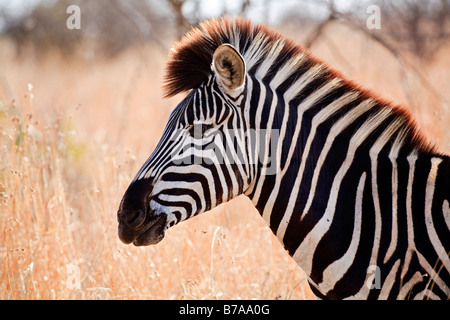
[383,127,409,263]
[425,158,449,273]
[378,259,401,299]
[443,199,450,231]
[255,39,285,79]
[398,271,424,300]
[413,289,440,300]
[242,31,270,70]
[319,172,365,294]
[271,53,306,88]
[401,150,418,279]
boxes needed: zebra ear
[212,44,246,91]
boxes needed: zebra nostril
[119,209,146,229]
[118,178,154,229]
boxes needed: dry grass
[0,23,448,300]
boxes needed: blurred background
[0,0,449,300]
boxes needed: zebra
[117,17,450,300]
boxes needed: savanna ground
[0,21,449,300]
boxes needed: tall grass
[0,23,448,300]
[0,78,312,300]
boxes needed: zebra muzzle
[118,212,167,246]
[117,178,168,246]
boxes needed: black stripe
[161,171,212,212]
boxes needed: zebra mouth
[132,214,167,246]
[118,213,167,246]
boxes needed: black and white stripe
[118,18,450,300]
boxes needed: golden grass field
[0,22,449,300]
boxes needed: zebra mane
[163,16,291,97]
[163,16,438,154]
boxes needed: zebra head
[118,40,253,246]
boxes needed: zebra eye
[188,123,213,139]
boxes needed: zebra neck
[243,63,353,214]
[242,66,421,238]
